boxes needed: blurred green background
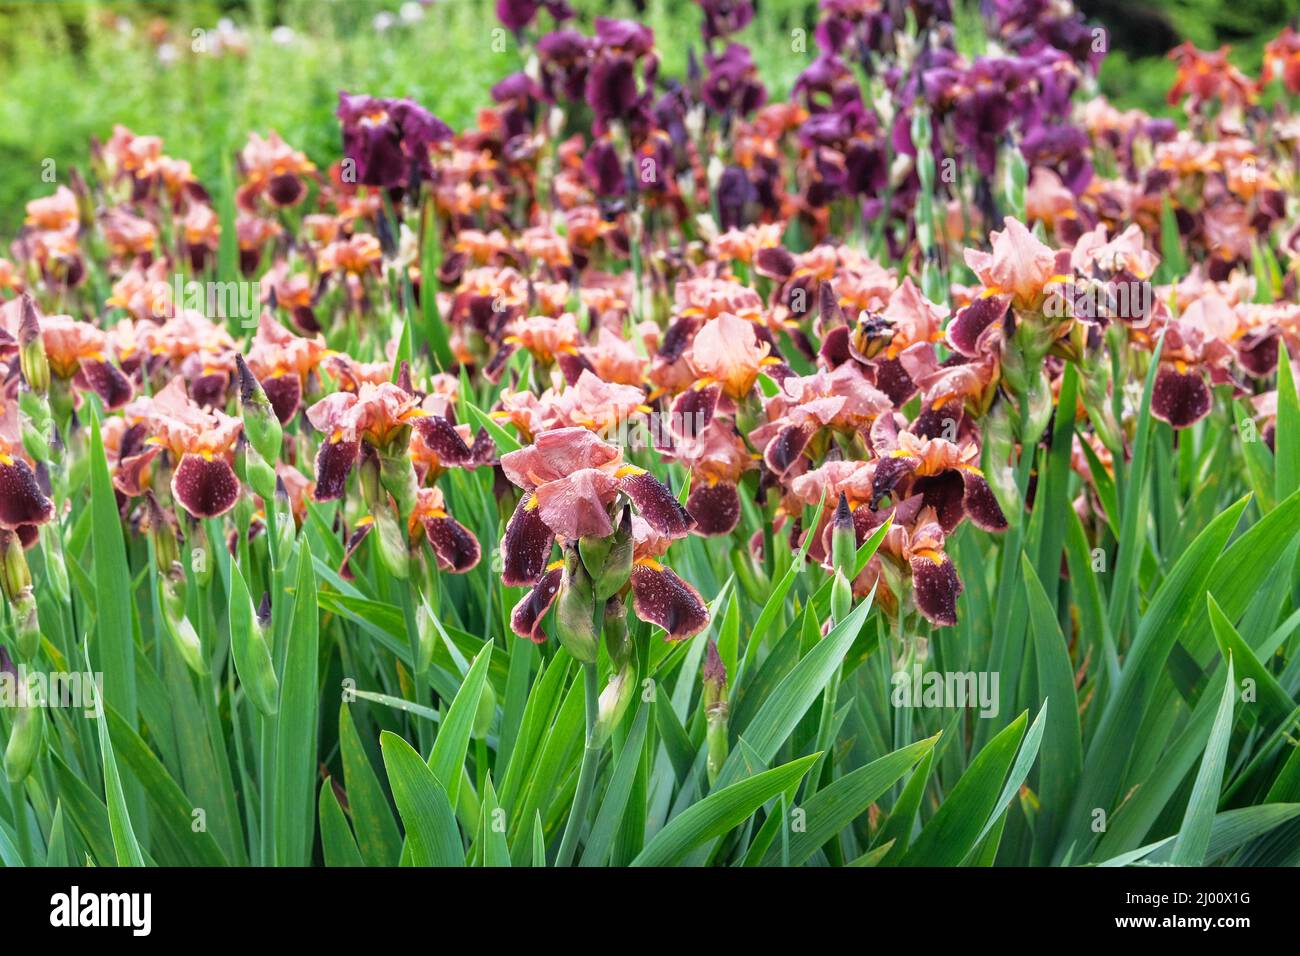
[0,0,1292,224]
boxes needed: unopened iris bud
[235,354,282,465]
[228,567,279,716]
[18,294,50,397]
[12,590,41,661]
[702,640,729,785]
[3,658,44,783]
[372,499,410,580]
[0,529,32,604]
[378,448,419,523]
[578,534,611,580]
[603,596,632,669]
[239,440,277,507]
[582,507,634,601]
[831,492,855,577]
[555,548,598,663]
[273,476,295,556]
[145,492,179,573]
[188,519,214,588]
[359,446,383,509]
[593,660,635,747]
[159,564,206,675]
[19,390,52,465]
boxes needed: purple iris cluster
[464,0,1110,233]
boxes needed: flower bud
[593,660,635,748]
[239,440,277,508]
[577,534,611,581]
[188,519,215,588]
[372,498,411,580]
[554,547,598,663]
[145,492,179,573]
[235,354,282,465]
[160,564,206,675]
[702,640,729,785]
[18,294,50,397]
[581,507,634,602]
[4,673,44,784]
[19,390,52,465]
[273,476,295,557]
[378,447,419,522]
[0,529,32,604]
[228,566,279,717]
[359,445,383,509]
[603,595,632,669]
[831,492,855,577]
[11,589,41,661]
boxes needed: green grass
[0,0,822,223]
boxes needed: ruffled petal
[262,373,303,425]
[340,519,373,581]
[686,480,740,536]
[948,295,1008,358]
[619,469,694,538]
[630,560,710,640]
[112,445,161,498]
[78,358,134,410]
[962,471,1008,532]
[313,437,359,501]
[510,566,562,643]
[413,415,473,467]
[763,422,813,475]
[669,383,721,441]
[869,454,919,508]
[421,514,481,573]
[1151,365,1211,429]
[911,551,962,627]
[533,468,619,539]
[872,356,917,407]
[171,454,241,518]
[501,493,556,587]
[0,457,55,528]
[914,471,966,533]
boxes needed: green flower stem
[7,748,32,863]
[555,661,602,867]
[397,581,433,756]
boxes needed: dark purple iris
[583,139,627,197]
[1020,123,1093,195]
[495,0,574,33]
[336,92,452,190]
[587,52,645,130]
[537,29,593,102]
[593,17,655,58]
[695,0,754,42]
[701,43,767,115]
[994,0,1105,72]
[716,165,756,230]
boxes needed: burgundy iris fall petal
[510,566,563,643]
[630,561,710,640]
